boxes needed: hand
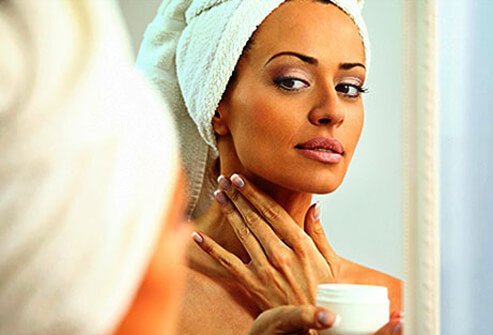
[249,308,401,335]
[373,311,403,335]
[192,173,341,309]
[249,305,340,335]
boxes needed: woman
[0,1,338,334]
[136,0,402,334]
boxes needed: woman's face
[216,0,366,194]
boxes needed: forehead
[246,0,365,65]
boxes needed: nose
[308,88,345,127]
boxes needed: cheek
[345,107,364,154]
[230,94,303,179]
[230,95,298,163]
[226,85,365,194]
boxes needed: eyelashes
[273,76,309,91]
[335,83,369,98]
[273,75,368,98]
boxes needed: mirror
[119,0,404,284]
[118,0,442,333]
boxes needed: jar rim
[316,284,389,303]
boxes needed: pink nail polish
[313,202,321,221]
[217,175,231,190]
[392,321,402,335]
[214,189,228,205]
[192,231,203,244]
[316,311,330,326]
[231,173,245,188]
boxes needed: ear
[212,101,230,136]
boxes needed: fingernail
[392,321,402,335]
[217,175,231,191]
[316,311,331,327]
[214,189,228,206]
[192,231,203,244]
[231,173,245,188]
[312,202,320,221]
[317,311,341,328]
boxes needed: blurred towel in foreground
[0,0,180,334]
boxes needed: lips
[295,137,345,164]
[295,137,344,154]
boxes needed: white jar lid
[316,284,389,304]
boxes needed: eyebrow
[265,52,318,66]
[339,62,366,70]
[265,51,366,71]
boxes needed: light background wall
[438,0,493,333]
[118,0,404,279]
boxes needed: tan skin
[181,1,402,334]
[113,172,341,335]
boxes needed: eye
[335,83,368,98]
[274,77,309,91]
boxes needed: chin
[242,158,349,195]
[259,170,346,195]
[298,178,344,195]
[290,165,348,193]
[311,183,343,194]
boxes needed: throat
[188,202,251,278]
[188,185,313,280]
[245,175,313,227]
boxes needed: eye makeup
[267,61,313,92]
[272,68,312,91]
[335,76,368,98]
[264,56,368,97]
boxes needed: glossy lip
[295,137,345,164]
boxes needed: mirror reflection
[125,0,404,333]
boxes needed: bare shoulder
[176,268,258,335]
[176,269,224,334]
[340,258,403,313]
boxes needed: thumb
[304,203,337,261]
[278,305,339,332]
[249,305,340,335]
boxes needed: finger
[249,305,340,335]
[228,173,306,247]
[392,321,402,335]
[192,231,250,279]
[389,311,404,320]
[213,190,267,264]
[218,175,290,263]
[277,305,338,331]
[304,203,339,271]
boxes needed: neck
[188,178,313,278]
[248,174,313,226]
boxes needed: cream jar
[316,284,389,335]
